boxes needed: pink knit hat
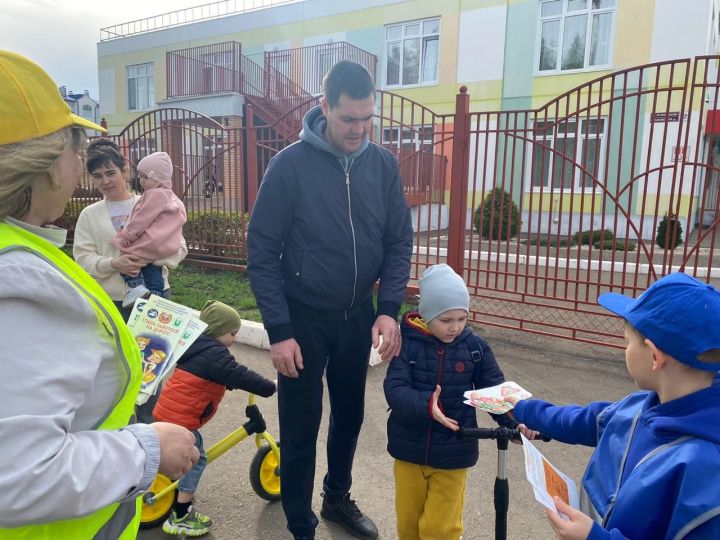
[137,152,173,188]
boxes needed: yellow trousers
[394,459,468,540]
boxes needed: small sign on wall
[652,112,688,123]
[672,145,690,162]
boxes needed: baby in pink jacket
[112,152,187,307]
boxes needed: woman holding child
[74,139,187,321]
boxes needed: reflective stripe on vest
[0,222,143,539]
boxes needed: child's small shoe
[162,506,213,537]
[122,284,150,308]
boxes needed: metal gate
[66,56,720,349]
[450,56,720,347]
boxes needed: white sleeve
[0,254,157,527]
[73,208,115,279]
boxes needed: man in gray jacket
[247,61,413,540]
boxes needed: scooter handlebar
[457,427,552,443]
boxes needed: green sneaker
[162,506,213,537]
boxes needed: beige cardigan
[73,196,187,301]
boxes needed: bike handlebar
[457,426,552,443]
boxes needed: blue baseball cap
[598,272,720,372]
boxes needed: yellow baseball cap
[0,50,106,145]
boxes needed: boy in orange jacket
[154,300,276,536]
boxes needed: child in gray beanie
[383,264,517,540]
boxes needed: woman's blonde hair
[0,126,86,221]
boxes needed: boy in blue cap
[508,272,720,539]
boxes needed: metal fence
[66,55,720,349]
[265,41,378,96]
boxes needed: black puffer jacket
[247,106,413,344]
[384,313,513,469]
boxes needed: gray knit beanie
[418,264,469,322]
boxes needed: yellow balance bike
[140,394,281,528]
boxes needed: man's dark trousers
[279,299,375,538]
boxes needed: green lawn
[170,264,416,322]
[170,264,261,322]
[63,245,414,323]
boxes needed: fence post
[447,86,471,275]
[246,104,259,212]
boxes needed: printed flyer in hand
[463,381,532,414]
[127,295,207,405]
[520,433,579,516]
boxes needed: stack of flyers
[127,295,207,405]
[463,381,532,414]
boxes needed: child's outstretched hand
[546,497,593,540]
[431,385,459,431]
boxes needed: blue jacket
[384,313,514,469]
[247,106,413,343]
[513,382,720,539]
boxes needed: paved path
[140,325,635,540]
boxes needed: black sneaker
[293,535,314,540]
[320,492,378,539]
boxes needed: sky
[1,0,206,98]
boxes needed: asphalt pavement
[139,324,635,540]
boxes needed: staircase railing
[266,41,377,95]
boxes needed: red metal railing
[457,56,720,347]
[62,56,720,350]
[265,41,377,95]
[167,42,243,98]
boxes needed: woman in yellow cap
[0,50,200,539]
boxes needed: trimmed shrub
[593,239,636,251]
[473,188,520,241]
[573,229,614,245]
[185,211,248,264]
[656,214,683,249]
[522,237,577,248]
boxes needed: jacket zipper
[424,347,446,463]
[341,157,358,319]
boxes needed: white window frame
[381,125,434,152]
[527,117,607,192]
[535,0,615,76]
[126,63,155,112]
[384,17,440,88]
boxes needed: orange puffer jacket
[154,369,225,430]
[153,334,275,430]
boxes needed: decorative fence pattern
[67,56,720,349]
[450,56,720,346]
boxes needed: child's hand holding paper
[463,381,532,413]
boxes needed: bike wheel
[140,473,177,529]
[249,442,281,501]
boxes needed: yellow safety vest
[0,222,143,539]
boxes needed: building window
[382,125,434,152]
[82,104,93,121]
[537,0,614,73]
[385,18,439,87]
[530,118,605,190]
[127,63,155,111]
